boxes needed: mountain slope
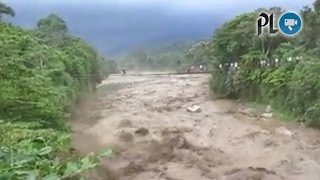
[5,3,224,56]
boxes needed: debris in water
[260,129,271,134]
[118,119,133,128]
[299,122,306,128]
[169,134,190,149]
[238,107,257,117]
[276,126,294,137]
[193,93,200,98]
[261,113,273,118]
[118,130,134,142]
[187,105,202,113]
[266,105,272,113]
[208,128,214,137]
[135,127,150,136]
[122,162,145,175]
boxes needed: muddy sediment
[72,73,320,180]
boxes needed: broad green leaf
[43,174,60,180]
[14,170,39,180]
[38,146,53,156]
[15,156,35,166]
[64,161,79,176]
[80,155,96,170]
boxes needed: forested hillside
[0,2,111,179]
[4,1,224,56]
[201,1,320,127]
[117,40,209,71]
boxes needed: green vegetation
[0,3,113,179]
[0,2,14,20]
[201,1,320,127]
[118,40,207,71]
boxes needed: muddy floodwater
[72,73,320,180]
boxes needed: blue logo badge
[278,12,302,36]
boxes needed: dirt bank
[72,73,320,180]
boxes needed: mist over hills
[4,1,314,57]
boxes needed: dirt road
[72,73,320,180]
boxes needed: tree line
[117,40,206,71]
[199,1,320,127]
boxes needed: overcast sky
[4,0,315,13]
[2,0,315,56]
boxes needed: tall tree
[37,14,68,33]
[33,14,69,47]
[0,2,14,20]
[298,2,320,51]
[314,0,320,12]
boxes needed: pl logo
[257,11,302,36]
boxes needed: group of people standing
[187,64,206,73]
[177,60,206,73]
[121,61,206,76]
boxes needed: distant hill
[4,3,224,57]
